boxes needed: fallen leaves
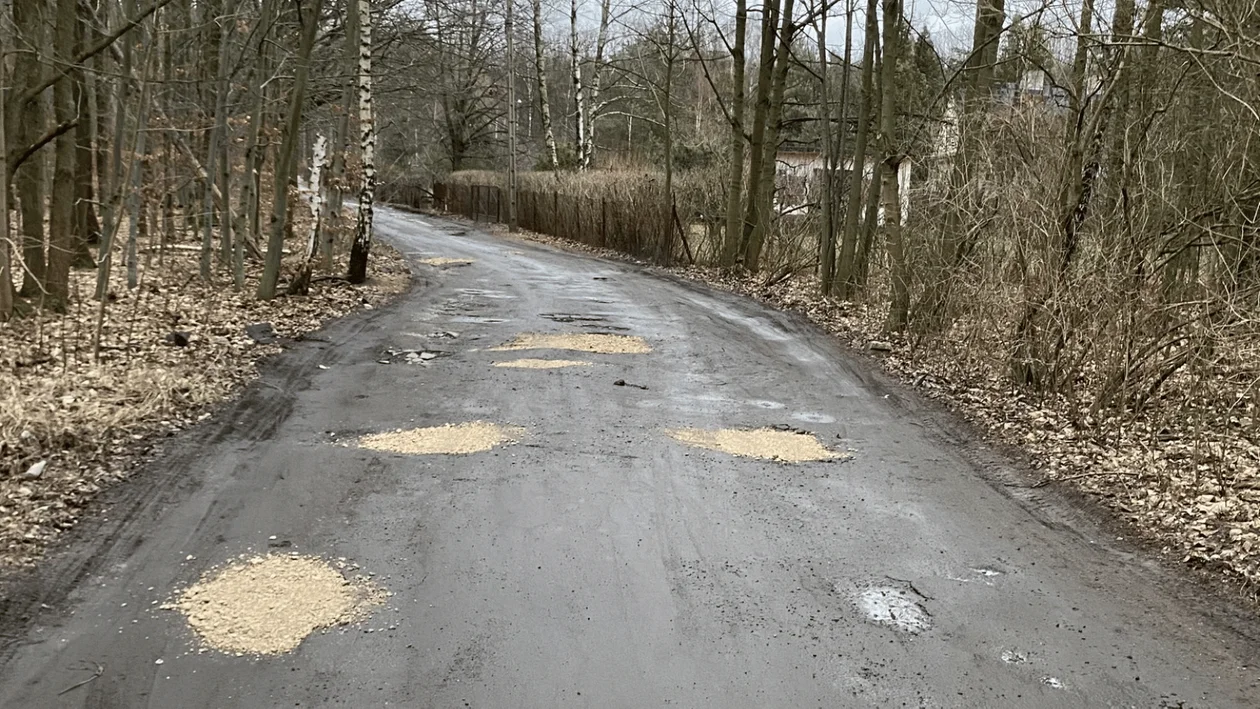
[0,245,409,567]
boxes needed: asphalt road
[2,208,1258,708]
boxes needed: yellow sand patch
[490,333,652,354]
[493,358,592,369]
[358,421,524,455]
[173,554,386,655]
[667,427,844,463]
[417,257,473,266]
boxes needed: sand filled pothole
[357,421,524,455]
[666,427,844,463]
[417,257,473,267]
[172,554,386,655]
[490,333,652,354]
[493,358,592,369]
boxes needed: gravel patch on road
[173,554,386,655]
[667,427,844,463]
[358,421,525,455]
[417,257,473,267]
[490,333,652,354]
[492,358,592,369]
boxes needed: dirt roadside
[0,246,411,569]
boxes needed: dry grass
[490,333,652,354]
[172,554,386,655]
[0,245,410,567]
[357,421,525,455]
[667,427,844,463]
[492,358,592,369]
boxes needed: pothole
[854,585,931,635]
[490,333,652,354]
[171,554,386,656]
[541,313,606,323]
[358,421,524,455]
[417,257,473,267]
[379,348,444,365]
[493,358,592,369]
[666,427,844,463]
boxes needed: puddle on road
[417,257,473,267]
[491,333,652,354]
[666,427,844,463]
[791,411,836,424]
[1001,649,1029,665]
[171,554,386,655]
[449,316,508,324]
[493,358,592,369]
[855,585,932,635]
[358,421,525,455]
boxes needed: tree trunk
[816,0,835,291]
[200,16,229,280]
[879,0,908,331]
[346,0,375,284]
[570,0,586,169]
[0,7,11,321]
[742,0,797,271]
[731,0,780,267]
[46,0,80,309]
[532,0,558,170]
[72,73,99,268]
[322,0,358,269]
[721,0,747,265]
[239,0,274,267]
[11,0,47,298]
[582,0,612,168]
[258,0,326,298]
[836,0,877,298]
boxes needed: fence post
[575,199,581,242]
[552,190,558,238]
[601,198,607,247]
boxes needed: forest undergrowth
[0,241,409,567]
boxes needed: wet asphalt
[1,208,1258,708]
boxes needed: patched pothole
[417,257,473,267]
[493,358,592,369]
[666,427,844,463]
[854,584,932,635]
[490,333,652,354]
[171,554,387,656]
[358,421,524,455]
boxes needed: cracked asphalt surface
[2,208,1258,707]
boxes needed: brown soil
[490,333,652,354]
[172,554,386,655]
[357,421,525,455]
[492,358,592,369]
[667,427,845,463]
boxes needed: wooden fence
[432,182,694,266]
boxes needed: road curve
[1,208,1258,708]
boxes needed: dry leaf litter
[0,246,409,567]
[172,553,387,655]
[357,421,525,455]
[490,333,652,354]
[480,217,1260,598]
[668,427,844,463]
[492,358,592,369]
